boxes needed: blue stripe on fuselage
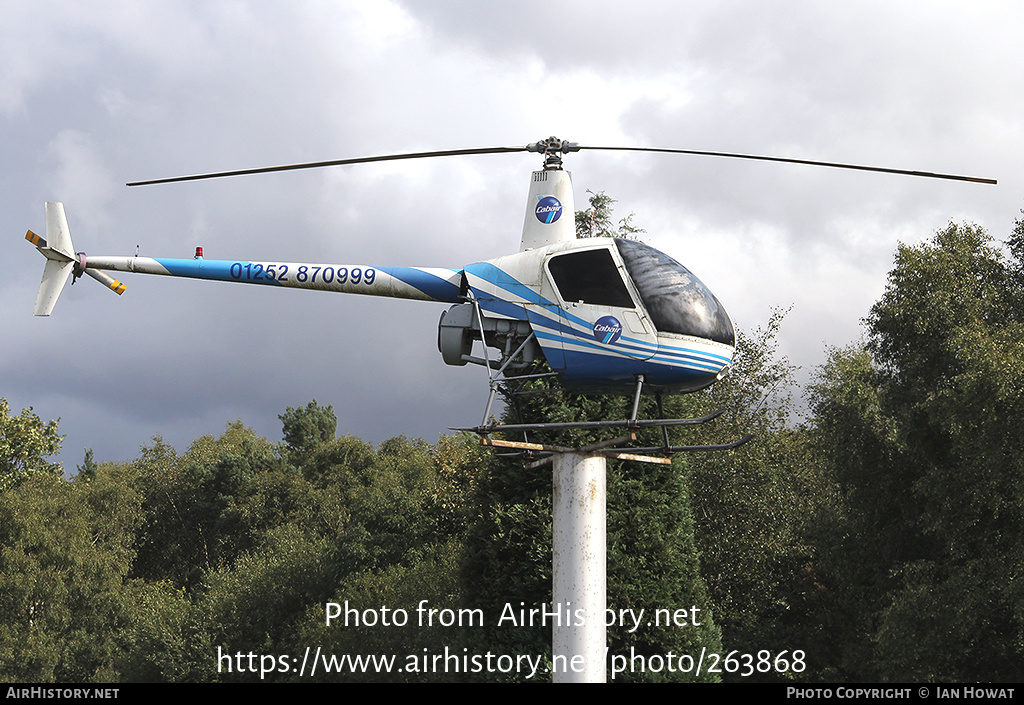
[155,258,277,284]
[384,267,461,302]
[464,261,733,370]
[558,349,721,392]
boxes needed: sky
[3,1,1021,471]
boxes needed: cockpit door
[544,245,657,365]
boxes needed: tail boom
[83,256,463,303]
[27,201,462,314]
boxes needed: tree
[806,220,1024,681]
[804,344,907,680]
[76,448,98,482]
[130,423,283,589]
[0,466,142,681]
[0,399,63,491]
[575,190,645,240]
[461,358,752,681]
[279,400,337,466]
[679,311,833,680]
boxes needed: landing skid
[477,434,754,469]
[457,373,753,458]
[458,408,724,434]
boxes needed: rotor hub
[527,136,580,169]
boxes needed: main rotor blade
[578,145,997,184]
[127,144,532,186]
[128,138,996,187]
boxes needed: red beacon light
[194,247,203,259]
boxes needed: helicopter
[25,136,995,449]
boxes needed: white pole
[552,452,606,683]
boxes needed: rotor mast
[519,137,580,252]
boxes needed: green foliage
[196,524,336,681]
[130,424,284,589]
[0,363,814,684]
[459,447,555,679]
[606,457,723,682]
[428,432,488,532]
[102,407,477,682]
[575,190,645,240]
[295,539,465,682]
[75,448,99,482]
[0,398,63,491]
[0,466,142,681]
[279,400,337,466]
[112,580,201,682]
[806,220,1024,681]
[679,312,835,680]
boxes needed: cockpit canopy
[613,238,735,346]
[542,238,735,347]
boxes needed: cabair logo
[593,316,623,344]
[535,196,563,224]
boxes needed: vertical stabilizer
[44,202,75,259]
[29,202,77,316]
[33,259,76,316]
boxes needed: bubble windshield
[614,238,735,346]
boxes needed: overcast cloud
[3,1,1020,471]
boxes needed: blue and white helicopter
[26,137,994,450]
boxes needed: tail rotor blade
[83,267,127,295]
